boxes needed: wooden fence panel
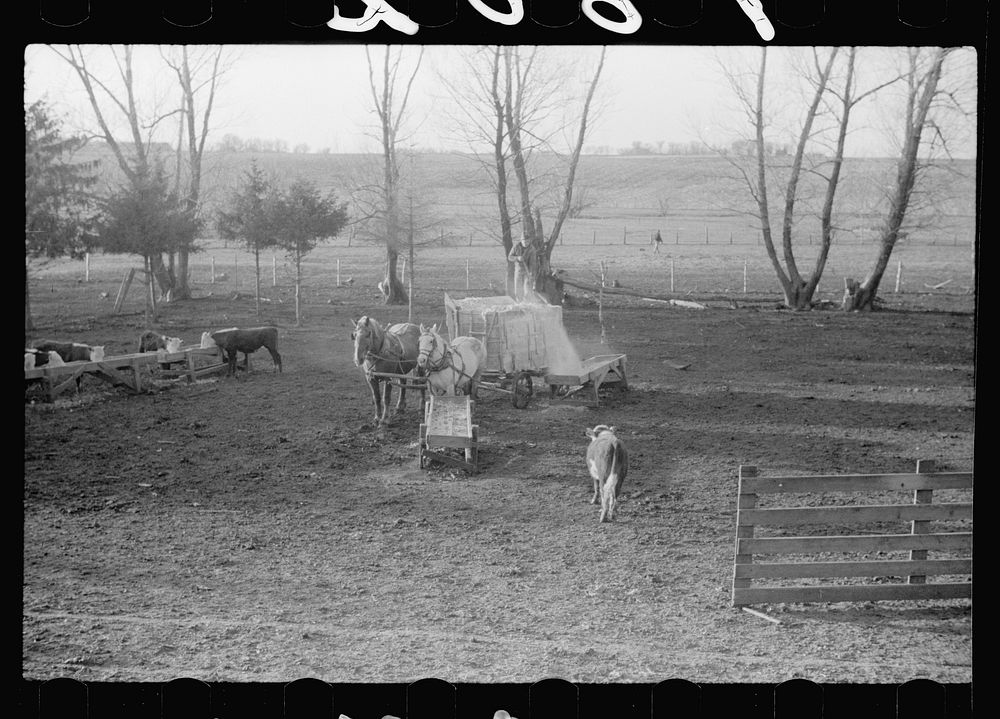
[731,461,972,607]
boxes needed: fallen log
[559,275,705,306]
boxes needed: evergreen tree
[270,179,349,325]
[25,99,99,331]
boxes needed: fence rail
[731,460,973,608]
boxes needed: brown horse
[351,316,424,424]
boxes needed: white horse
[416,324,487,398]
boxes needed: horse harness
[361,326,412,378]
[420,334,477,387]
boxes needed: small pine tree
[216,160,278,317]
[270,178,350,325]
[97,167,201,321]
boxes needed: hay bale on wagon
[443,293,582,376]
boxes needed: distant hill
[70,144,976,242]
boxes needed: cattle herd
[26,320,628,523]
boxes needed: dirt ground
[22,283,974,687]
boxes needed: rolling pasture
[23,152,975,690]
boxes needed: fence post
[272,255,277,287]
[705,225,709,244]
[894,260,903,293]
[337,258,341,287]
[469,233,473,247]
[466,259,470,290]
[908,459,935,585]
[211,256,216,284]
[732,465,759,606]
[85,252,90,282]
[730,232,733,245]
[593,231,596,246]
[113,268,135,314]
[623,226,627,244]
[743,258,748,294]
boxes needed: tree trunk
[383,249,407,304]
[842,48,949,312]
[519,209,561,305]
[782,280,814,310]
[254,247,261,318]
[294,250,302,326]
[174,247,192,299]
[149,253,173,301]
[144,255,155,324]
[25,266,34,335]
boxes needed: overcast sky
[23,44,978,158]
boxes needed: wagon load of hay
[443,293,583,376]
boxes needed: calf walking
[586,424,629,523]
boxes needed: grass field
[28,234,976,334]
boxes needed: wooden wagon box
[444,293,564,374]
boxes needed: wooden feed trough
[25,346,229,402]
[418,394,479,473]
[545,353,629,407]
[153,345,230,382]
[25,355,148,402]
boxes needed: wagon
[443,293,628,408]
[545,353,629,407]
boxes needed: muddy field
[22,245,975,697]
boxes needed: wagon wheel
[511,371,533,409]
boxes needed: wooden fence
[731,460,972,607]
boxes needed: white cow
[585,424,630,523]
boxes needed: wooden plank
[425,435,477,449]
[190,363,229,378]
[50,368,86,398]
[732,581,971,606]
[739,502,972,526]
[731,466,758,603]
[131,358,143,393]
[27,354,164,380]
[739,531,972,555]
[742,472,973,494]
[734,558,972,580]
[92,361,141,390]
[910,459,935,585]
[113,267,135,313]
[425,395,472,438]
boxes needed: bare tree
[720,47,900,309]
[842,47,961,311]
[364,45,425,305]
[161,45,229,300]
[49,45,230,303]
[439,46,606,303]
[48,45,180,298]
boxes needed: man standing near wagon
[507,232,537,302]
